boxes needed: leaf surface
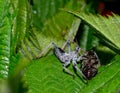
[20,1,86,59]
[26,55,85,93]
[0,0,11,79]
[65,10,120,54]
[25,55,120,93]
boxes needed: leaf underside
[65,10,120,54]
[26,55,120,93]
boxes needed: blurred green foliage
[0,0,120,93]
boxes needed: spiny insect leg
[62,61,75,77]
[63,66,75,78]
[61,40,71,49]
[72,60,87,79]
[67,40,71,54]
[35,42,53,59]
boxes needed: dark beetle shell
[81,50,100,80]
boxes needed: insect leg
[67,40,71,54]
[77,55,87,62]
[94,51,101,67]
[63,61,75,77]
[72,60,87,79]
[61,40,71,49]
[35,42,53,59]
[77,56,83,62]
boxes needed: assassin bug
[35,40,100,80]
[52,40,100,80]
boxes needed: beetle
[80,50,100,80]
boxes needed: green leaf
[77,23,99,50]
[25,54,120,93]
[9,0,30,77]
[0,0,7,26]
[0,0,11,79]
[32,0,70,28]
[25,55,85,93]
[20,1,86,59]
[64,10,120,54]
[0,18,11,79]
[11,0,28,55]
[36,1,77,44]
